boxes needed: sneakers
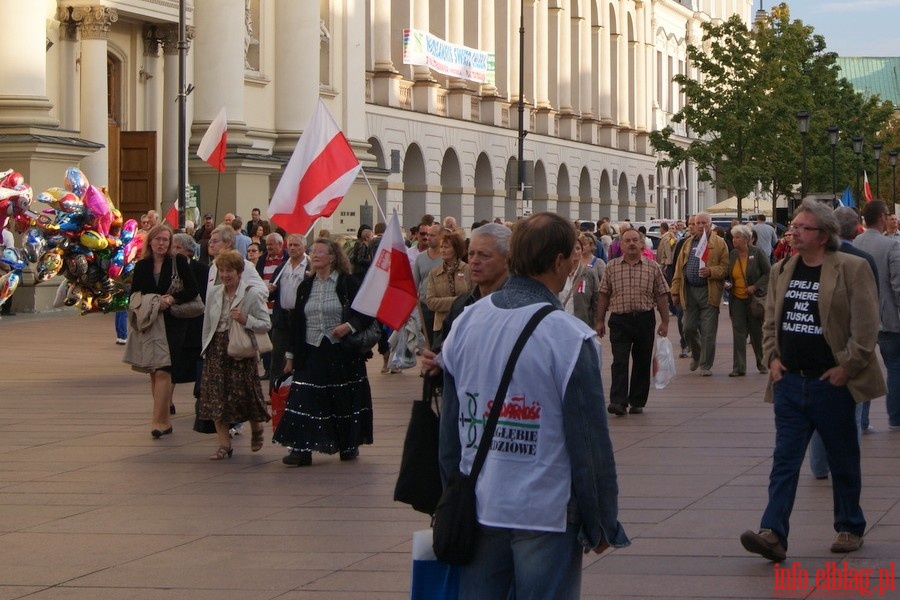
[862,425,875,434]
[229,422,244,437]
[699,369,712,377]
[115,338,127,345]
[830,532,864,553]
[740,529,786,562]
[607,403,627,416]
[679,349,690,358]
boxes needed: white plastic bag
[653,337,676,389]
[388,317,419,370]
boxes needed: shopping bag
[652,336,676,389]
[270,373,292,432]
[410,529,460,600]
[388,317,419,370]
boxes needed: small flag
[694,229,709,269]
[863,171,873,202]
[351,209,418,331]
[840,186,854,208]
[268,99,361,235]
[197,107,228,173]
[164,204,179,228]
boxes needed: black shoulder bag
[431,304,556,565]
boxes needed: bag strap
[468,303,556,481]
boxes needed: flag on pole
[268,99,362,235]
[863,171,873,202]
[694,229,709,269]
[351,209,418,331]
[840,186,854,208]
[196,107,228,173]
[164,204,179,228]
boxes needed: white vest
[443,300,599,532]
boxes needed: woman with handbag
[274,238,375,467]
[127,224,198,438]
[425,231,472,349]
[197,250,271,460]
[559,236,601,327]
[726,225,770,377]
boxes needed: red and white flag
[694,229,710,269]
[268,99,361,235]
[351,209,418,331]
[864,171,873,202]
[164,204,179,228]
[196,107,228,173]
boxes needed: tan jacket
[122,292,170,371]
[670,231,729,307]
[425,261,473,332]
[762,252,885,403]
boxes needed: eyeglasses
[790,225,822,233]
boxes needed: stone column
[634,1,648,132]
[479,0,497,96]
[371,0,402,107]
[142,26,160,132]
[412,0,439,112]
[447,0,471,119]
[0,1,55,127]
[193,0,245,126]
[557,5,577,140]
[56,7,79,130]
[74,6,118,187]
[159,26,182,211]
[479,0,505,126]
[274,0,319,143]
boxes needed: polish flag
[694,229,710,269]
[863,171,873,202]
[164,204,179,228]
[196,107,228,173]
[268,99,361,235]
[351,209,418,331]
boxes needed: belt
[789,368,828,379]
[611,309,653,317]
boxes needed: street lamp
[853,135,864,205]
[796,111,809,211]
[827,125,839,203]
[873,142,883,200]
[890,149,898,206]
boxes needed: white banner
[402,29,495,85]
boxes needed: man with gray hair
[741,198,883,561]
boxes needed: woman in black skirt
[274,238,375,466]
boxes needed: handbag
[169,295,204,318]
[339,305,382,353]
[431,304,556,566]
[226,295,274,359]
[394,375,443,515]
[750,292,766,319]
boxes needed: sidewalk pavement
[0,309,898,599]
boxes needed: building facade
[4,0,752,248]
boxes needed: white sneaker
[229,423,245,437]
[115,338,127,345]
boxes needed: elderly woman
[424,231,472,348]
[559,236,601,327]
[274,238,376,466]
[726,224,771,377]
[198,250,271,459]
[127,224,199,438]
[172,233,211,419]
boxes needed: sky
[775,0,900,57]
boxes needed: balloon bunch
[1,167,142,314]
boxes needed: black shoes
[740,529,786,562]
[628,406,644,414]
[339,448,359,461]
[607,403,627,416]
[151,426,173,439]
[282,450,312,467]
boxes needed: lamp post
[827,125,839,204]
[796,111,809,211]
[890,149,898,207]
[853,135,864,205]
[873,142,883,200]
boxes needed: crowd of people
[110,199,900,597]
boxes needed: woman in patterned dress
[198,250,271,460]
[274,238,375,467]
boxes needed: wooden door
[118,131,156,223]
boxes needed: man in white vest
[439,213,629,599]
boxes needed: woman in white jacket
[198,250,271,460]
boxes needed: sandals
[209,446,233,460]
[251,429,265,452]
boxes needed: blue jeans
[878,331,900,426]
[761,373,865,549]
[459,523,583,600]
[807,404,863,478]
[114,311,127,339]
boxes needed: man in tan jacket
[669,212,729,376]
[740,198,884,562]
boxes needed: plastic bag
[389,317,419,371]
[652,337,676,389]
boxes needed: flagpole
[213,169,221,223]
[360,168,387,224]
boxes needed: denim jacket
[440,275,630,550]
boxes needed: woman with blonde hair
[424,231,472,348]
[198,250,271,459]
[726,224,770,377]
[126,224,199,438]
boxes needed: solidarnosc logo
[773,562,896,597]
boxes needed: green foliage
[650,8,894,217]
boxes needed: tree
[650,6,894,219]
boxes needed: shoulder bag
[431,304,556,566]
[166,257,205,318]
[394,375,443,516]
[336,275,381,353]
[737,257,766,319]
[226,295,274,359]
